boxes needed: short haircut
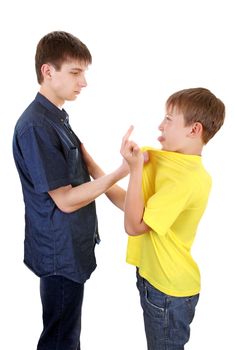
[35,31,92,84]
[166,87,225,144]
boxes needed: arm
[120,127,150,235]
[80,143,127,210]
[48,163,127,213]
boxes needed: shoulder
[14,99,47,131]
[14,100,54,138]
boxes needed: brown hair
[166,87,225,144]
[35,31,92,84]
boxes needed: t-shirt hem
[126,259,200,297]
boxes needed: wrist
[129,161,143,173]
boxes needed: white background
[1,0,235,349]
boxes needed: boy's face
[41,59,89,106]
[158,107,194,153]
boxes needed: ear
[40,63,54,81]
[189,122,203,139]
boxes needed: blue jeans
[37,275,84,350]
[136,271,199,350]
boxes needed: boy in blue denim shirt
[13,31,127,350]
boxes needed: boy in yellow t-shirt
[121,88,225,350]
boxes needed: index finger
[122,125,134,143]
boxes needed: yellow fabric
[126,147,212,297]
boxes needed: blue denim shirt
[13,93,99,283]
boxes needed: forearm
[84,152,126,210]
[49,167,125,213]
[105,185,126,210]
[124,167,149,235]
[119,126,150,235]
[93,168,126,210]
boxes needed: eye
[165,114,172,121]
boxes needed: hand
[120,126,144,169]
[119,158,130,177]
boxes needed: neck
[39,86,64,108]
[180,143,203,156]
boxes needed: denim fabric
[136,272,199,350]
[12,93,99,283]
[37,276,84,350]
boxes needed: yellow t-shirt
[126,147,212,297]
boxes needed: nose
[79,75,87,88]
[158,120,164,131]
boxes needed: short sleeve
[18,126,70,193]
[143,182,192,236]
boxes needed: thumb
[143,151,149,163]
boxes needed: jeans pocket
[142,280,166,320]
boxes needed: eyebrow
[166,112,174,117]
[70,68,83,72]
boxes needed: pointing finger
[122,125,134,144]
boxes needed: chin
[67,96,77,101]
[162,146,174,152]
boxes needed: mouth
[158,135,165,143]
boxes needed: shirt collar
[35,92,69,124]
